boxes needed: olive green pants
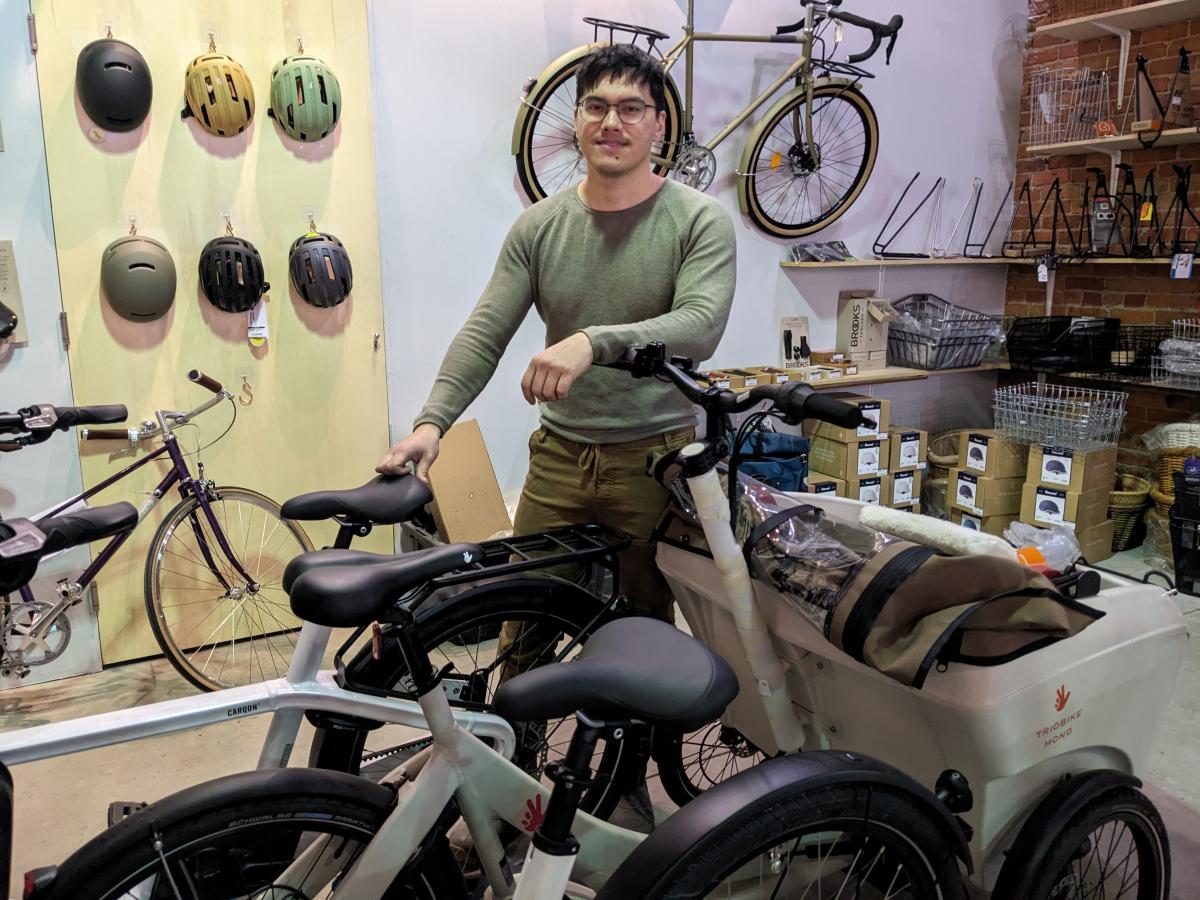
[496,425,694,677]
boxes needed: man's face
[575,75,666,180]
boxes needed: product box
[781,315,810,370]
[428,419,513,542]
[951,508,1018,537]
[804,473,846,497]
[959,430,1028,479]
[811,350,845,365]
[848,349,889,371]
[844,472,890,506]
[751,366,793,384]
[950,469,1025,517]
[809,436,889,478]
[836,291,898,356]
[1027,445,1118,493]
[888,428,928,473]
[889,469,922,507]
[1019,483,1110,532]
[704,370,735,389]
[804,365,841,383]
[805,394,891,443]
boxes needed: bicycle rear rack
[431,524,631,588]
[583,16,670,53]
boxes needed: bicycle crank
[4,600,72,666]
[671,144,717,192]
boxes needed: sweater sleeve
[413,221,535,434]
[582,201,736,365]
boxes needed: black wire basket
[1006,316,1121,374]
[886,294,1002,370]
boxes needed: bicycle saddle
[287,543,483,627]
[493,618,738,731]
[281,548,395,594]
[281,475,432,526]
[37,503,138,555]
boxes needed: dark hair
[575,44,666,113]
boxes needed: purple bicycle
[0,370,313,691]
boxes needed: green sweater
[415,180,736,443]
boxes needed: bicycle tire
[308,581,637,820]
[654,722,767,807]
[41,768,465,900]
[742,82,879,238]
[515,50,683,203]
[601,774,964,899]
[145,486,314,692]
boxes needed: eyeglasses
[577,97,657,125]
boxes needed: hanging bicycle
[513,0,902,238]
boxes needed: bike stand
[962,179,1014,259]
[1151,164,1200,256]
[873,172,945,258]
[1002,178,1083,261]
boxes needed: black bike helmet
[1046,459,1068,474]
[198,236,270,313]
[288,232,353,307]
[958,484,974,499]
[968,446,985,461]
[1038,499,1062,514]
[76,39,153,132]
[100,235,177,321]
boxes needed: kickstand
[963,179,1013,259]
[873,172,945,258]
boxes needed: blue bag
[737,430,809,492]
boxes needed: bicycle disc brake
[671,142,717,192]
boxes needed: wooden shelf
[1028,126,1200,157]
[780,257,1014,269]
[1036,0,1200,40]
[731,363,1009,393]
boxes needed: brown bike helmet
[100,235,177,321]
[181,52,255,136]
[76,39,153,132]
[198,236,270,313]
[288,232,352,307]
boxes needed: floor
[2,554,1200,897]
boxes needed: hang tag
[1139,201,1154,222]
[1037,262,1049,283]
[1172,253,1194,279]
[247,299,269,346]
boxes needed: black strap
[743,504,821,564]
[840,545,936,664]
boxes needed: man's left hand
[522,332,594,404]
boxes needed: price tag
[247,299,269,346]
[1171,253,1194,280]
[1037,262,1049,283]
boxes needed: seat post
[534,712,613,853]
[333,519,370,550]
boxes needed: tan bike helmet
[181,52,255,136]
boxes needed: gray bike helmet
[288,232,352,307]
[76,39,153,132]
[100,235,177,321]
[958,484,973,499]
[198,236,270,313]
[1046,459,1068,474]
[968,446,985,461]
[1039,499,1062,514]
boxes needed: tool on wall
[1132,54,1166,147]
[1150,164,1200,256]
[1134,170,1163,258]
[872,172,945,258]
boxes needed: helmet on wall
[288,232,352,307]
[100,235,177,321]
[182,52,255,136]
[198,236,270,313]
[76,39,153,132]
[267,55,342,142]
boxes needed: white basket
[1029,67,1112,146]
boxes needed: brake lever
[885,32,897,65]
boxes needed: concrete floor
[2,564,1200,897]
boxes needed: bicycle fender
[989,769,1141,899]
[735,77,862,215]
[511,44,599,156]
[595,750,972,900]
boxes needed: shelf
[780,257,1014,269]
[731,363,1009,393]
[1027,126,1200,157]
[1036,0,1200,40]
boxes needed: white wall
[0,0,101,684]
[370,0,1029,492]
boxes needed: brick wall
[1005,1,1200,472]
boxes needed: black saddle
[493,618,738,731]
[287,543,483,627]
[37,503,138,555]
[281,548,394,594]
[281,475,432,526]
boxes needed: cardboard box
[428,419,512,542]
[951,469,1025,517]
[951,508,1018,537]
[751,366,793,384]
[804,365,841,383]
[848,349,889,371]
[1027,445,1119,493]
[845,473,890,506]
[804,473,846,497]
[1019,483,1110,532]
[890,469,922,507]
[836,291,898,355]
[809,436,889,478]
[811,350,845,365]
[805,394,891,443]
[705,370,735,389]
[888,427,928,473]
[959,430,1028,479]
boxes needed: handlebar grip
[807,392,867,429]
[81,428,133,441]
[188,370,223,394]
[53,405,128,429]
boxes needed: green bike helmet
[267,55,342,142]
[76,39,153,132]
[100,235,177,321]
[182,52,255,136]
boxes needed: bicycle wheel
[145,486,314,691]
[655,722,767,807]
[1002,787,1170,900]
[608,778,964,899]
[41,769,465,900]
[742,83,878,238]
[515,52,682,203]
[308,581,637,820]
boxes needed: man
[377,43,735,626]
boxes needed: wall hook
[239,377,254,406]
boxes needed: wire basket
[1006,316,1121,374]
[886,295,1002,370]
[1151,355,1200,389]
[1028,66,1112,146]
[1173,319,1200,340]
[1086,325,1172,379]
[1046,0,1134,22]
[993,382,1128,450]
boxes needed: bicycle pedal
[107,800,148,827]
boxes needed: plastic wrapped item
[1002,521,1081,572]
[1158,338,1200,376]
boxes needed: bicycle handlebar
[188,370,224,394]
[828,10,903,65]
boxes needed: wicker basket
[1153,447,1200,496]
[1146,508,1174,563]
[1109,473,1151,552]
